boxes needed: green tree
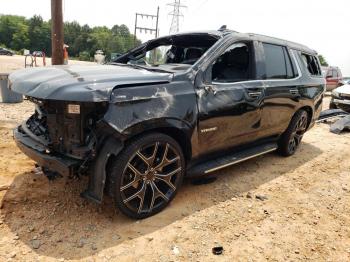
[28,15,51,55]
[318,55,329,67]
[0,15,29,48]
[0,14,140,59]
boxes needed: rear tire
[277,110,308,157]
[109,133,185,219]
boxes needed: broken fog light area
[25,111,50,143]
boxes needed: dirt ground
[1,86,350,261]
[0,55,93,74]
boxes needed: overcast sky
[1,0,349,75]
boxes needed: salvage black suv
[10,29,325,218]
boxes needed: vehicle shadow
[1,142,322,260]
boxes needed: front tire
[277,110,308,157]
[110,133,185,219]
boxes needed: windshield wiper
[129,64,172,74]
[109,62,172,74]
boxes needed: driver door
[196,42,265,155]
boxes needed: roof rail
[218,25,227,31]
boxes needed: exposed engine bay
[20,97,108,161]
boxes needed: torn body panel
[104,79,197,137]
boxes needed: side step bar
[187,142,277,177]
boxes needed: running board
[187,142,277,177]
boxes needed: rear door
[196,41,265,155]
[259,43,302,137]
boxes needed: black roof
[169,30,317,55]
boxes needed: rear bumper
[13,127,80,176]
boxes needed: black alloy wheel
[111,133,185,219]
[278,110,308,156]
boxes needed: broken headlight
[332,90,340,98]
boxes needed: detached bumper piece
[14,127,81,176]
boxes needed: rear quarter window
[301,53,322,76]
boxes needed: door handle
[289,89,299,95]
[247,91,262,99]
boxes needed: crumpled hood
[9,64,173,102]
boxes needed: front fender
[103,81,198,137]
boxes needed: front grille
[340,93,350,100]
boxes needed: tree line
[0,14,141,61]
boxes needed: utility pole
[168,0,187,34]
[51,0,64,65]
[134,7,160,46]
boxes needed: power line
[134,7,160,46]
[168,0,187,34]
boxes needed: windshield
[131,45,172,66]
[114,33,219,70]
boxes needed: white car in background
[340,77,350,85]
[330,84,350,112]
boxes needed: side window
[263,43,295,79]
[211,43,251,83]
[332,70,338,78]
[326,69,333,78]
[301,53,322,76]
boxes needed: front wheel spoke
[127,163,143,177]
[136,151,150,166]
[155,167,181,191]
[137,186,146,214]
[149,182,169,212]
[149,142,160,166]
[121,177,141,191]
[123,182,146,207]
[121,164,143,191]
[150,182,169,206]
[156,156,180,170]
[289,139,295,151]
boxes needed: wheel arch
[296,105,313,129]
[120,118,194,163]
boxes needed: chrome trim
[334,99,350,105]
[289,89,299,95]
[204,147,277,174]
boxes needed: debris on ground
[255,194,268,201]
[330,115,350,134]
[212,246,224,255]
[0,185,10,192]
[317,109,349,122]
[171,245,180,255]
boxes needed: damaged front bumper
[332,98,350,113]
[13,126,81,176]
